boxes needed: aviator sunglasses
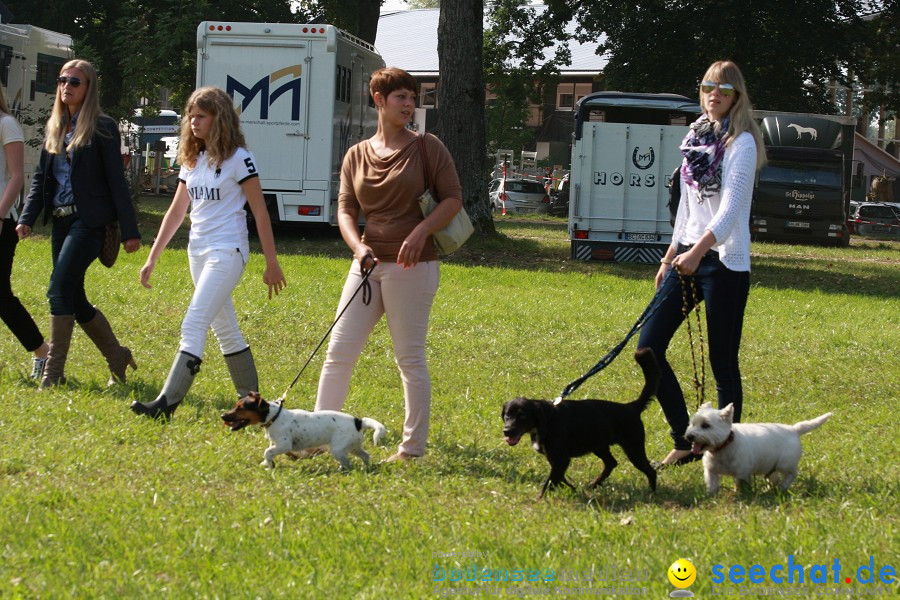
[700,81,735,96]
[57,76,83,88]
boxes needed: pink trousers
[315,260,439,456]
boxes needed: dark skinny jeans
[48,214,102,322]
[1,217,44,351]
[637,252,750,451]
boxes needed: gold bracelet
[660,257,673,265]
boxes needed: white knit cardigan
[672,131,757,272]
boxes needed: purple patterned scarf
[680,115,730,194]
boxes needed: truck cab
[751,112,855,247]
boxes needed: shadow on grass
[130,196,899,300]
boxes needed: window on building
[420,82,437,108]
[557,82,593,111]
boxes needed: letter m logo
[227,65,303,121]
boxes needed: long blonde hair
[0,83,10,115]
[177,87,245,169]
[701,60,767,170]
[45,59,104,155]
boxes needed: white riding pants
[180,247,248,358]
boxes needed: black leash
[554,282,677,403]
[276,264,374,403]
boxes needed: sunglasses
[700,81,735,96]
[57,76,83,88]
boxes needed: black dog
[501,348,659,498]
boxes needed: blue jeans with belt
[637,249,750,451]
[48,214,103,321]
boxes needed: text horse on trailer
[568,92,701,263]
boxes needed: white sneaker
[31,356,48,380]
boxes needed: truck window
[758,161,841,189]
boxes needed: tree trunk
[436,0,495,235]
[356,0,382,45]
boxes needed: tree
[568,0,870,113]
[437,0,493,233]
[303,0,383,44]
[484,1,571,154]
[5,0,308,120]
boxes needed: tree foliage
[567,0,873,113]
[848,0,900,115]
[484,0,895,121]
[5,0,309,120]
[483,1,572,153]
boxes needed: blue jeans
[637,253,750,450]
[48,215,103,321]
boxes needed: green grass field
[1,198,898,598]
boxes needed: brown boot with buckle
[80,307,137,385]
[41,315,76,388]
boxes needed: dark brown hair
[369,67,418,102]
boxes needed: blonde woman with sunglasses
[17,59,141,388]
[637,60,766,468]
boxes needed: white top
[0,113,24,220]
[178,147,258,254]
[673,131,757,272]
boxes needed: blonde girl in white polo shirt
[132,87,286,420]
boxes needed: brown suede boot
[41,315,76,388]
[80,307,137,385]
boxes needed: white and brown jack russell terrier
[221,391,386,470]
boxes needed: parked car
[548,174,569,217]
[489,178,550,214]
[847,202,900,236]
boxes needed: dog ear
[720,403,734,423]
[700,402,713,410]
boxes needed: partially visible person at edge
[131,86,286,420]
[637,60,766,468]
[0,81,50,380]
[16,59,141,388]
[313,67,462,462]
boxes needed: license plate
[625,232,657,241]
[786,221,810,229]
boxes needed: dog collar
[262,402,284,429]
[711,431,735,453]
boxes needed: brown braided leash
[679,272,706,410]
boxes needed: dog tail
[630,347,660,413]
[361,417,387,445]
[792,412,832,435]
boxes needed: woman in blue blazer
[17,59,141,387]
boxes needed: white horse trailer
[0,23,72,201]
[568,92,701,263]
[196,22,384,226]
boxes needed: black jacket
[18,114,140,241]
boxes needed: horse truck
[196,22,384,226]
[751,111,856,247]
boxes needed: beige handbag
[417,134,473,255]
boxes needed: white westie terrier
[684,403,832,495]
